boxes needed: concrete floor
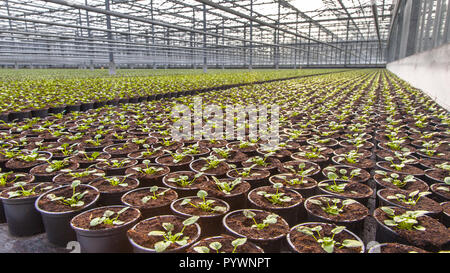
[0,223,68,253]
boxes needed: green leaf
[148,230,166,236]
[341,239,363,248]
[193,246,210,253]
[154,241,171,253]
[231,237,247,248]
[183,216,199,226]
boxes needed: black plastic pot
[170,196,230,239]
[121,187,177,219]
[268,174,317,199]
[0,183,56,237]
[89,177,140,206]
[35,185,100,247]
[127,215,201,253]
[162,171,209,199]
[70,206,141,253]
[286,222,365,253]
[222,209,289,253]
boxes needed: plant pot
[247,186,305,226]
[95,158,138,176]
[155,154,194,172]
[124,163,170,187]
[127,214,201,253]
[199,177,251,211]
[127,149,165,164]
[89,176,139,206]
[186,235,264,253]
[226,168,271,190]
[441,202,450,227]
[30,160,80,182]
[52,168,106,185]
[286,222,365,253]
[189,158,231,178]
[430,183,450,203]
[377,188,443,219]
[317,180,373,206]
[373,206,450,252]
[367,242,429,253]
[0,182,57,236]
[70,206,141,253]
[277,160,321,181]
[170,196,230,239]
[222,209,290,253]
[71,152,111,168]
[373,171,429,194]
[304,194,369,236]
[162,171,209,198]
[268,174,317,199]
[121,187,178,219]
[321,165,370,184]
[376,161,425,178]
[5,151,53,173]
[35,184,100,246]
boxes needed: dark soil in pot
[0,182,57,236]
[124,163,170,187]
[70,151,111,168]
[241,156,281,175]
[424,168,449,185]
[78,139,114,152]
[375,149,420,165]
[304,194,369,236]
[30,160,79,182]
[170,196,230,238]
[268,174,317,198]
[127,214,201,253]
[198,139,228,149]
[176,145,210,160]
[151,139,184,152]
[317,180,374,206]
[331,155,375,170]
[70,206,141,253]
[35,184,100,246]
[5,151,52,173]
[287,222,364,253]
[441,202,450,227]
[190,158,231,177]
[257,147,292,162]
[247,185,305,226]
[199,177,250,211]
[127,149,165,164]
[373,172,429,193]
[226,168,271,190]
[211,149,249,167]
[430,183,450,203]
[121,187,178,219]
[52,168,105,185]
[103,143,140,158]
[367,242,429,253]
[162,171,209,198]
[226,141,259,156]
[222,209,289,253]
[377,188,443,218]
[373,206,450,252]
[95,158,138,176]
[155,154,193,172]
[333,147,372,159]
[376,161,425,177]
[418,158,447,170]
[277,160,321,180]
[89,176,139,206]
[186,234,264,253]
[322,165,370,184]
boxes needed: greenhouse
[0,0,449,255]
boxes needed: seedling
[78,151,102,161]
[380,207,428,231]
[167,173,203,187]
[296,225,363,253]
[89,207,130,227]
[45,159,71,173]
[307,196,356,216]
[148,216,199,252]
[375,170,415,188]
[324,167,361,181]
[275,175,308,186]
[46,180,89,207]
[6,182,53,199]
[141,145,161,157]
[132,160,165,175]
[103,175,132,187]
[199,155,227,171]
[98,158,131,169]
[193,237,247,253]
[60,168,103,179]
[242,210,278,230]
[212,147,233,159]
[284,162,315,177]
[436,177,450,192]
[256,183,292,205]
[244,154,274,167]
[164,150,187,164]
[321,172,347,193]
[211,176,242,195]
[386,190,432,206]
[180,190,227,213]
[0,171,25,187]
[141,186,171,203]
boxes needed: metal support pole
[202,4,207,73]
[249,0,253,70]
[105,0,115,75]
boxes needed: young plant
[380,207,428,231]
[45,159,71,173]
[180,190,227,213]
[199,155,227,171]
[6,182,53,199]
[89,207,130,227]
[148,216,199,252]
[296,225,363,253]
[212,147,233,159]
[256,183,292,205]
[386,190,432,206]
[141,186,171,204]
[193,237,247,253]
[375,170,415,188]
[164,150,187,164]
[167,173,204,187]
[321,172,347,193]
[132,160,165,176]
[284,162,315,177]
[242,210,278,230]
[46,180,89,208]
[0,171,25,187]
[307,196,356,216]
[211,176,242,195]
[103,175,132,187]
[324,167,361,181]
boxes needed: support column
[105,0,116,75]
[202,4,208,73]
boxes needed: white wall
[387,43,450,112]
